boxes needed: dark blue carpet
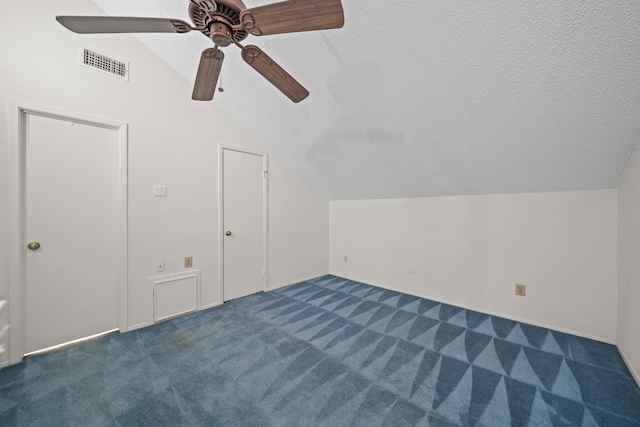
[1,275,639,426]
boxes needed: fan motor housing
[189,0,248,44]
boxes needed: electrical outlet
[344,256,348,262]
[155,261,165,273]
[408,265,414,274]
[515,284,526,296]
[185,256,193,268]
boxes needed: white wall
[618,149,640,382]
[0,0,328,365]
[330,190,618,342]
[267,162,329,289]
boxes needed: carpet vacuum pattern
[1,275,639,426]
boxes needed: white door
[24,113,119,355]
[222,148,266,301]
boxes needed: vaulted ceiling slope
[89,0,640,200]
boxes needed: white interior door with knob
[24,113,120,355]
[221,147,266,302]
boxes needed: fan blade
[192,48,225,101]
[56,16,192,34]
[240,0,344,36]
[241,45,308,103]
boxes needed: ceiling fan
[56,0,344,103]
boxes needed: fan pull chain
[218,67,224,92]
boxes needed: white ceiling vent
[81,48,129,80]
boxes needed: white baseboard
[328,273,616,345]
[267,273,329,292]
[618,345,640,387]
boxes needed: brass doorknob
[225,231,232,236]
[27,242,41,250]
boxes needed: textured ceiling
[90,0,640,200]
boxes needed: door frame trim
[7,100,128,365]
[218,144,268,303]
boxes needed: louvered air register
[56,0,344,103]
